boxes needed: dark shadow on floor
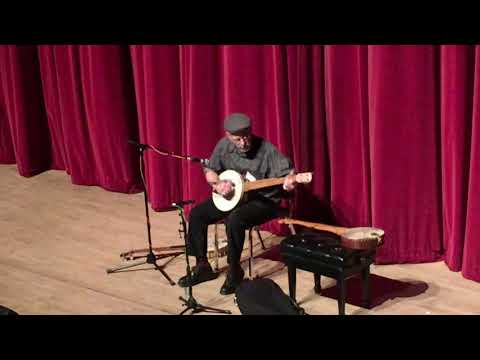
[313,274,428,309]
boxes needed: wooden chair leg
[248,227,254,279]
[288,223,296,235]
[255,226,266,250]
[213,223,219,271]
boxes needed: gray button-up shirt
[204,135,293,204]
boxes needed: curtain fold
[129,45,183,208]
[462,45,480,281]
[0,45,52,176]
[1,44,479,281]
[0,80,15,163]
[439,45,475,273]
[368,45,443,264]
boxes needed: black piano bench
[280,231,376,315]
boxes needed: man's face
[226,128,252,153]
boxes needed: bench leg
[361,266,371,309]
[337,277,346,315]
[287,264,297,302]
[314,273,322,294]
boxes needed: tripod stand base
[106,252,182,286]
[179,296,232,315]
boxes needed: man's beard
[237,144,251,153]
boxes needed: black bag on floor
[234,278,306,315]
[0,305,19,315]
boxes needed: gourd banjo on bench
[278,218,385,250]
[212,170,313,212]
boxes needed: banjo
[278,218,385,250]
[212,170,313,212]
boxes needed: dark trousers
[187,198,280,267]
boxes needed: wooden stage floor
[1,164,480,315]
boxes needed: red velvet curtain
[1,45,479,282]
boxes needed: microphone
[128,140,150,150]
[172,199,195,207]
[187,156,209,166]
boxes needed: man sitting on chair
[178,113,297,295]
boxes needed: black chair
[211,196,295,279]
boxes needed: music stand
[174,202,231,315]
[106,142,184,286]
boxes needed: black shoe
[177,265,218,288]
[220,267,245,295]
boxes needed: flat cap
[224,113,251,133]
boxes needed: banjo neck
[243,177,285,192]
[243,172,313,192]
[279,218,349,236]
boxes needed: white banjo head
[212,170,244,212]
[341,227,385,249]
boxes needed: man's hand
[214,180,235,197]
[283,170,296,191]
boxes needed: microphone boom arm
[128,140,209,166]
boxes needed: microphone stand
[109,140,230,314]
[174,202,231,315]
[106,142,184,285]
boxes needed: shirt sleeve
[203,139,225,174]
[268,146,294,178]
